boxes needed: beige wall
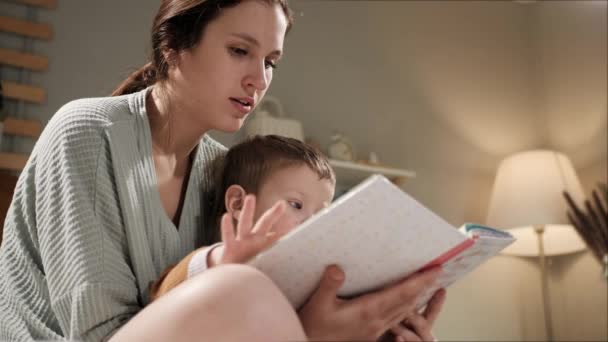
[1,0,606,340]
[534,1,607,174]
[532,2,607,340]
[268,1,535,225]
[260,1,608,340]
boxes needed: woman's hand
[218,195,288,264]
[386,288,445,342]
[298,265,443,341]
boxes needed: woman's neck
[146,85,207,160]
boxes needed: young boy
[149,135,441,342]
[149,134,336,300]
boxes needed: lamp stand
[534,225,554,341]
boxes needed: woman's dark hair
[112,0,293,96]
[201,135,335,245]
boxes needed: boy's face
[253,164,335,232]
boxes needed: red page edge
[418,236,477,272]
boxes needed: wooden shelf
[1,80,46,104]
[329,159,415,187]
[2,117,43,138]
[0,152,28,171]
[4,0,57,9]
[0,48,48,71]
[0,15,53,40]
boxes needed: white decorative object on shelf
[245,96,304,141]
[327,133,355,162]
[368,152,379,165]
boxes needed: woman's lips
[230,98,252,116]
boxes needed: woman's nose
[244,61,269,92]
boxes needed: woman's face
[170,0,288,133]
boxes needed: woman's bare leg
[111,264,307,342]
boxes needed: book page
[249,175,469,308]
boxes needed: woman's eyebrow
[229,32,283,57]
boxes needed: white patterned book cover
[248,175,515,309]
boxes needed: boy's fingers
[237,195,256,239]
[264,224,292,245]
[221,213,235,246]
[251,200,286,235]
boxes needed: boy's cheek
[275,216,299,234]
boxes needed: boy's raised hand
[219,195,288,264]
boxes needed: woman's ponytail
[111,62,157,96]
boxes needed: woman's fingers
[236,195,256,239]
[406,315,436,341]
[377,267,442,319]
[390,312,440,342]
[389,324,422,342]
[312,265,345,306]
[422,289,446,326]
[251,200,286,235]
[338,267,440,339]
[298,265,355,341]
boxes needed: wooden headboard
[0,172,18,245]
[0,117,39,245]
[0,0,56,244]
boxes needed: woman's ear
[163,48,179,68]
[225,185,247,222]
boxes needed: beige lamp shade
[486,150,588,256]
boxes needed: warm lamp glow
[487,149,589,341]
[486,150,587,256]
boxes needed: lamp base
[603,254,608,281]
[535,225,554,342]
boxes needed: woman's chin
[216,122,244,134]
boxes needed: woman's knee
[179,264,273,293]
[176,264,291,315]
[183,264,304,337]
[114,264,306,342]
[190,263,278,293]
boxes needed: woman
[0,1,445,341]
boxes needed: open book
[248,175,515,309]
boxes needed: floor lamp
[486,150,588,342]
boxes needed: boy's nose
[297,211,315,226]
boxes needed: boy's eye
[288,201,302,210]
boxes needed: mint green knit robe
[0,88,226,341]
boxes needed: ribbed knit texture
[0,88,226,341]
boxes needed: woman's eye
[265,60,277,69]
[230,47,248,56]
[288,201,302,210]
